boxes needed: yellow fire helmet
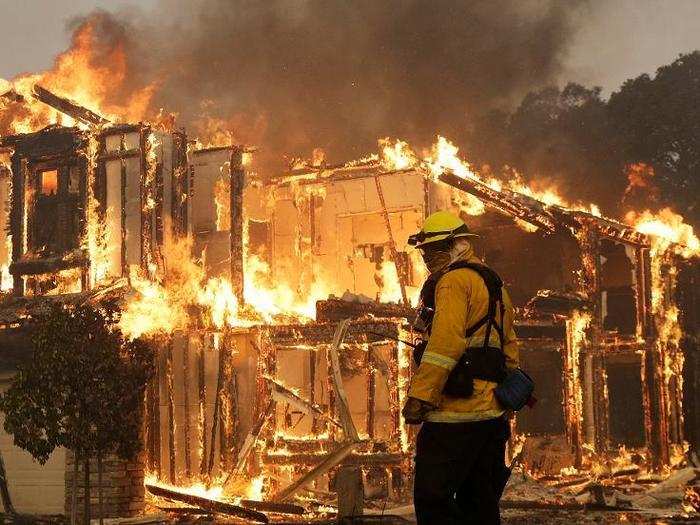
[408,211,478,248]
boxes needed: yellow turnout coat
[407,248,519,423]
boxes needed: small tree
[0,301,154,524]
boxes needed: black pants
[413,417,510,525]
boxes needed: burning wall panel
[188,147,232,278]
[149,329,260,485]
[677,262,700,456]
[266,319,409,449]
[123,155,142,267]
[516,343,566,436]
[606,352,646,447]
[104,159,122,277]
[599,240,638,336]
[259,170,427,303]
[1,126,88,295]
[274,346,315,438]
[2,124,188,293]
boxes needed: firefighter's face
[420,241,453,273]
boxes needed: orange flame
[627,208,700,260]
[1,14,156,136]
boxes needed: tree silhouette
[609,51,700,223]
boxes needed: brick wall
[65,450,145,520]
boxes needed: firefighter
[402,210,518,524]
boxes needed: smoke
[72,0,587,169]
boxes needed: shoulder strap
[445,261,505,350]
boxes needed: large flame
[627,207,700,260]
[119,234,333,339]
[379,135,603,218]
[1,15,156,136]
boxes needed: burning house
[0,83,698,522]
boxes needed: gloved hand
[401,397,435,425]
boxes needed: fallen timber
[272,440,359,502]
[328,319,360,442]
[145,483,268,523]
[240,499,306,515]
[499,499,639,512]
[222,398,275,488]
[265,375,343,428]
[32,84,110,126]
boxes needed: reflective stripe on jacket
[407,250,519,423]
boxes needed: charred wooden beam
[198,339,208,477]
[262,451,404,467]
[230,147,244,301]
[438,171,559,233]
[32,85,109,126]
[570,212,649,247]
[182,338,192,479]
[316,298,414,323]
[206,338,226,482]
[267,319,403,350]
[145,484,268,523]
[336,465,364,518]
[9,249,88,276]
[0,89,24,103]
[165,342,177,484]
[151,358,162,478]
[239,499,305,515]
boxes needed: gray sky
[1,0,699,96]
[563,0,700,94]
[0,0,157,78]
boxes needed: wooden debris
[198,341,207,477]
[0,89,24,103]
[272,440,359,502]
[165,342,177,484]
[240,499,306,515]
[316,297,414,323]
[145,483,268,523]
[336,465,364,518]
[230,148,245,301]
[222,398,275,487]
[328,319,360,442]
[182,337,192,479]
[32,85,110,126]
[265,375,342,428]
[157,507,211,515]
